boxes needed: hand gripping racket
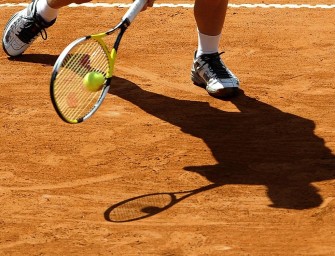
[50,0,147,124]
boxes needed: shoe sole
[191,70,239,99]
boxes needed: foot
[2,0,56,57]
[191,51,240,98]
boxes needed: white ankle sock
[196,30,221,58]
[36,0,59,22]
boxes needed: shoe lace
[202,51,232,79]
[17,16,48,44]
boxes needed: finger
[147,0,155,7]
[141,3,147,11]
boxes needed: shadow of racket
[104,183,219,222]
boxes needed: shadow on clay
[104,76,335,222]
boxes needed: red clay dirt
[0,0,335,255]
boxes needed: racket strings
[53,40,109,121]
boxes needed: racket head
[50,36,115,124]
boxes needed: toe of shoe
[206,79,239,98]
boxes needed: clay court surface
[1,0,335,255]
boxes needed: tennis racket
[50,0,147,124]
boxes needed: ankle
[36,0,59,22]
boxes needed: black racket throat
[107,19,130,34]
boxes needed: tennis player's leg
[2,0,75,56]
[191,0,240,98]
[2,0,156,57]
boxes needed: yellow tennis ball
[83,72,105,92]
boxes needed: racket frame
[50,20,129,124]
[50,0,147,123]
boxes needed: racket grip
[122,0,147,23]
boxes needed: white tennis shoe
[2,0,56,57]
[191,51,240,98]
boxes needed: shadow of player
[108,77,335,211]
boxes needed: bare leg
[47,0,89,9]
[194,0,228,36]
